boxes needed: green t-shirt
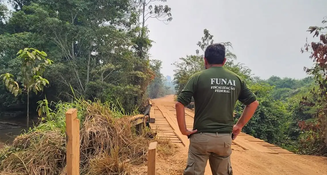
[177,66,256,133]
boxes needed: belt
[188,132,233,139]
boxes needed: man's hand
[232,125,242,140]
[181,129,198,136]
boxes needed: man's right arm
[176,74,198,136]
[233,80,259,140]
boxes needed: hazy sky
[146,0,327,80]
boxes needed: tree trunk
[142,0,146,38]
[85,49,91,94]
[137,0,146,59]
[27,91,29,128]
[101,71,104,83]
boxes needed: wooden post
[66,109,80,175]
[148,142,158,175]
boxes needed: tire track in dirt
[150,95,327,175]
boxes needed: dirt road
[150,95,327,175]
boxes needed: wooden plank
[66,108,80,175]
[148,142,158,175]
[149,101,156,124]
[130,115,146,135]
[158,133,175,135]
[158,134,178,137]
[157,105,186,146]
[129,114,145,126]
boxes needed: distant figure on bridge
[176,43,259,175]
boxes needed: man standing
[176,43,259,175]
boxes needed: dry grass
[80,102,152,174]
[0,131,66,175]
[0,101,156,175]
[0,172,23,175]
[87,151,128,175]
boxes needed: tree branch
[103,69,116,81]
[74,68,85,93]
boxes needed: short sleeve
[238,80,256,105]
[177,75,198,106]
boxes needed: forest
[0,0,326,162]
[0,0,173,120]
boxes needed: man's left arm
[176,76,198,136]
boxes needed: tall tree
[134,0,172,58]
[129,0,172,108]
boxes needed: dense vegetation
[0,0,172,123]
[173,23,327,156]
